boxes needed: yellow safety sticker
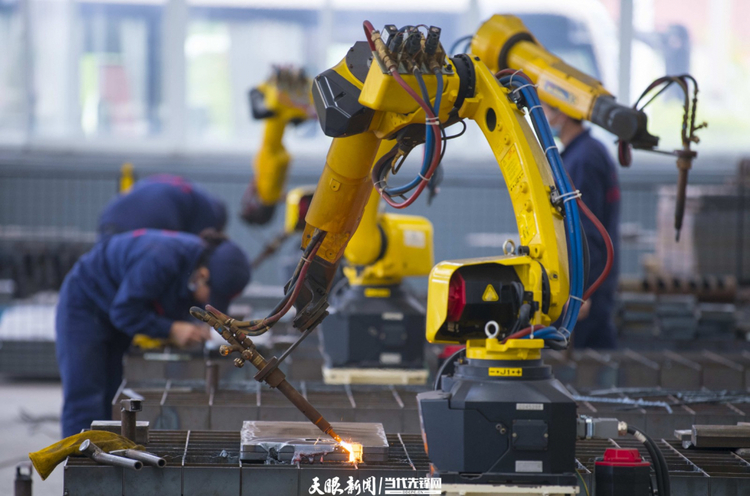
[364,288,391,298]
[482,284,499,302]
[500,144,524,192]
[489,367,523,377]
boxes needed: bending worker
[544,104,621,349]
[98,174,227,237]
[55,229,250,437]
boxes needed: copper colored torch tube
[190,305,341,443]
[276,380,342,443]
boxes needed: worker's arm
[109,249,187,339]
[241,68,314,225]
[471,15,658,150]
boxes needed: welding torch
[189,305,342,444]
[618,74,706,241]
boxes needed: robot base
[418,357,578,487]
[320,284,425,369]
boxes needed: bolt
[512,433,517,438]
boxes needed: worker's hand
[578,299,592,320]
[169,321,211,348]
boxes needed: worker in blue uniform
[544,104,621,349]
[55,229,250,437]
[98,174,228,237]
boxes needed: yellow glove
[132,334,166,350]
[29,430,143,480]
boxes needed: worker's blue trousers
[55,277,132,438]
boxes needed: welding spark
[339,441,363,463]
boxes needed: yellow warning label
[489,367,523,377]
[500,144,524,191]
[482,284,499,302]
[364,288,391,298]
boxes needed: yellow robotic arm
[470,15,658,150]
[290,25,571,345]
[240,67,314,225]
[470,14,704,240]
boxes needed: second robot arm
[241,67,314,225]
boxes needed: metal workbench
[114,376,750,440]
[62,430,750,496]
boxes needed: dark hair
[196,228,228,268]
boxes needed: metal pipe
[79,440,143,470]
[205,361,219,395]
[191,306,342,443]
[121,410,136,442]
[120,399,142,442]
[277,379,342,443]
[618,0,633,105]
[112,449,166,468]
[14,462,32,496]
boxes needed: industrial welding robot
[298,21,592,486]
[195,15,699,492]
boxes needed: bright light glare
[339,441,363,463]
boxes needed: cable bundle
[363,21,444,209]
[494,70,586,348]
[205,230,326,336]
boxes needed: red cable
[495,69,532,82]
[243,235,324,331]
[362,20,376,51]
[362,21,442,209]
[577,197,614,301]
[379,69,442,209]
[501,325,546,343]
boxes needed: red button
[595,448,650,467]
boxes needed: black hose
[627,426,669,496]
[650,435,671,496]
[433,347,466,390]
[449,35,473,55]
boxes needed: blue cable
[383,72,443,196]
[497,75,585,344]
[518,327,566,342]
[517,78,583,332]
[383,70,442,196]
[434,70,444,115]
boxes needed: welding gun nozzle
[327,430,343,444]
[190,307,208,321]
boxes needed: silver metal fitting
[79,439,143,470]
[576,416,622,440]
[111,449,166,468]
